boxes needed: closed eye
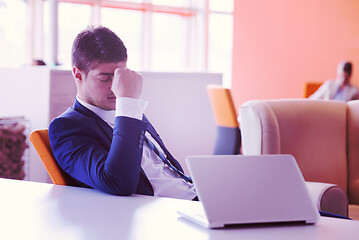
[98,76,113,82]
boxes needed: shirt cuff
[115,97,148,120]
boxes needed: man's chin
[106,98,116,110]
[101,103,116,111]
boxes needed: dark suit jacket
[49,100,184,196]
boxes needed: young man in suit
[49,26,197,200]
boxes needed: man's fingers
[112,68,143,99]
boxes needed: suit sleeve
[49,116,148,196]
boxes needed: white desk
[0,178,358,240]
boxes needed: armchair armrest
[305,181,348,217]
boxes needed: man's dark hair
[343,61,352,76]
[72,26,127,76]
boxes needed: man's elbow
[108,184,137,196]
[98,176,139,196]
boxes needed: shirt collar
[76,96,115,126]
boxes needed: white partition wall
[0,67,221,182]
[141,72,222,173]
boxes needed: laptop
[177,154,319,228]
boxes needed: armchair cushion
[306,182,348,217]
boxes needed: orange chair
[303,82,323,98]
[207,84,241,155]
[30,129,75,186]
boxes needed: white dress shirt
[76,97,196,200]
[309,80,359,102]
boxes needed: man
[309,61,359,102]
[49,26,196,200]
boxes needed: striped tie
[144,136,192,183]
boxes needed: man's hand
[112,68,143,99]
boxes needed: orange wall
[231,0,359,107]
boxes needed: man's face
[76,61,127,111]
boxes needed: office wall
[231,0,359,107]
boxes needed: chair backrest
[29,129,74,186]
[207,84,239,128]
[303,82,323,98]
[239,99,348,192]
[207,84,241,154]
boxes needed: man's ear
[72,66,83,83]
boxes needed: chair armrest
[305,181,348,217]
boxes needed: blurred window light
[209,0,233,12]
[152,0,188,8]
[57,2,92,67]
[208,12,233,87]
[101,7,142,70]
[0,0,27,67]
[151,12,187,71]
[0,0,233,85]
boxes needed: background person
[309,61,359,101]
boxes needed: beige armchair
[239,99,359,219]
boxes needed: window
[208,1,233,87]
[0,0,233,85]
[0,0,27,67]
[101,8,143,70]
[151,12,188,71]
[58,2,92,66]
